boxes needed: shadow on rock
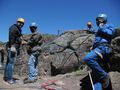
[80,74,92,90]
[109,56,120,72]
[79,73,113,90]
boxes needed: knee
[83,51,96,63]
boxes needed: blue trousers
[4,50,16,81]
[83,45,111,80]
[28,54,38,80]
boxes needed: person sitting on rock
[83,14,116,89]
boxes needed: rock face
[110,36,120,72]
[38,29,120,76]
[38,30,95,76]
[1,30,93,76]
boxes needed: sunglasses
[96,20,104,24]
[96,18,104,23]
[17,21,24,26]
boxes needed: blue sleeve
[97,24,116,39]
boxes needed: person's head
[87,22,92,28]
[29,22,37,33]
[96,14,107,27]
[17,18,25,28]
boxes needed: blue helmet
[96,14,107,23]
[30,22,37,28]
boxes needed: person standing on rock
[87,21,95,33]
[83,14,116,89]
[24,22,43,84]
[4,18,25,84]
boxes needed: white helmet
[30,22,37,28]
[96,14,107,23]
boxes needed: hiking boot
[101,74,110,89]
[5,79,16,84]
[24,79,37,84]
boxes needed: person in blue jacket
[83,14,116,89]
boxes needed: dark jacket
[27,31,43,54]
[8,24,22,49]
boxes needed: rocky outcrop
[0,29,120,76]
[5,30,94,76]
[0,29,120,90]
[39,30,95,76]
[110,36,120,72]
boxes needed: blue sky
[0,0,120,42]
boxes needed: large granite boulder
[39,30,95,76]
[110,36,120,72]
